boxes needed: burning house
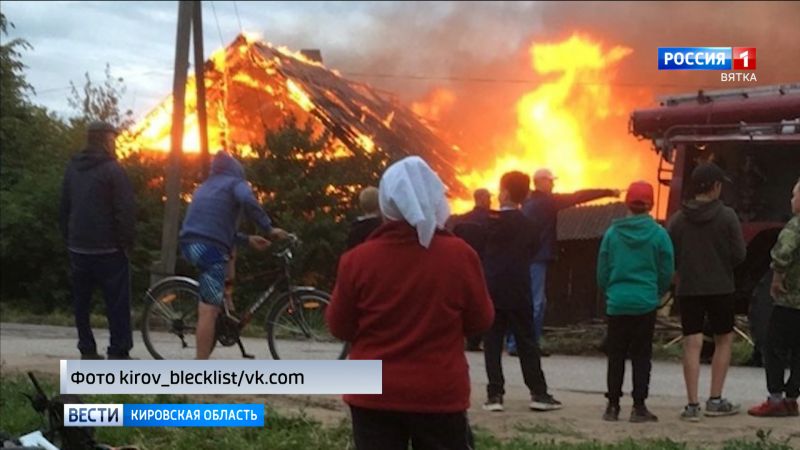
[118,34,464,195]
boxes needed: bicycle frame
[230,244,303,329]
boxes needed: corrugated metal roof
[556,202,629,241]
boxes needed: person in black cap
[59,120,136,360]
[667,162,746,421]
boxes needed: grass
[1,373,793,450]
[512,422,585,439]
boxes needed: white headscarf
[379,156,451,248]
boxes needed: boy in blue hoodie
[597,181,674,422]
[180,151,289,359]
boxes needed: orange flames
[451,33,660,213]
[117,36,374,160]
[121,32,661,218]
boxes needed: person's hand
[269,228,290,241]
[248,235,271,251]
[770,271,788,299]
[609,189,622,198]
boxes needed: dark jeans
[484,307,548,398]
[350,406,473,450]
[69,251,132,356]
[765,305,800,399]
[606,311,656,405]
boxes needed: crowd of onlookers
[60,122,798,449]
[327,157,798,448]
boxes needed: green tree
[236,118,387,294]
[67,63,134,130]
[0,13,74,307]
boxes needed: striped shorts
[180,242,229,307]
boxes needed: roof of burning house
[556,202,629,241]
[121,35,465,194]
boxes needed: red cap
[625,181,654,208]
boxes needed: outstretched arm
[554,189,619,210]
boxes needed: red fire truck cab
[630,84,800,354]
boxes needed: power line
[208,1,226,48]
[339,72,726,90]
[232,0,243,34]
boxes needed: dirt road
[1,322,797,448]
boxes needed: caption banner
[60,360,382,395]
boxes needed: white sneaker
[482,396,504,412]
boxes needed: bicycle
[141,235,348,360]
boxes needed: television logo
[658,47,756,70]
[64,404,123,427]
[732,47,756,70]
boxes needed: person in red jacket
[326,156,495,450]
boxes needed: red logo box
[732,47,756,70]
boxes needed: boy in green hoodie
[748,178,800,417]
[598,181,674,422]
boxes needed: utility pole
[193,2,210,177]
[155,0,208,280]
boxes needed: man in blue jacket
[180,151,288,359]
[60,121,136,360]
[597,181,674,422]
[510,169,619,354]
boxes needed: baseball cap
[691,163,731,192]
[625,181,654,208]
[87,120,118,134]
[533,168,557,180]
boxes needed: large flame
[117,37,378,160]
[452,33,660,213]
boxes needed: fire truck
[630,84,800,359]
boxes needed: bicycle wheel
[142,278,206,359]
[266,289,348,360]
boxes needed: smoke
[259,1,800,175]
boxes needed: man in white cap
[511,168,619,354]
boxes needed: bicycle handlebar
[273,233,301,260]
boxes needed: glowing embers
[286,79,316,112]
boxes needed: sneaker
[705,398,740,417]
[785,399,799,417]
[748,399,789,417]
[80,353,104,360]
[482,396,504,412]
[680,404,702,422]
[530,394,563,411]
[603,403,620,421]
[630,404,659,423]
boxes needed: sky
[2,1,799,120]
